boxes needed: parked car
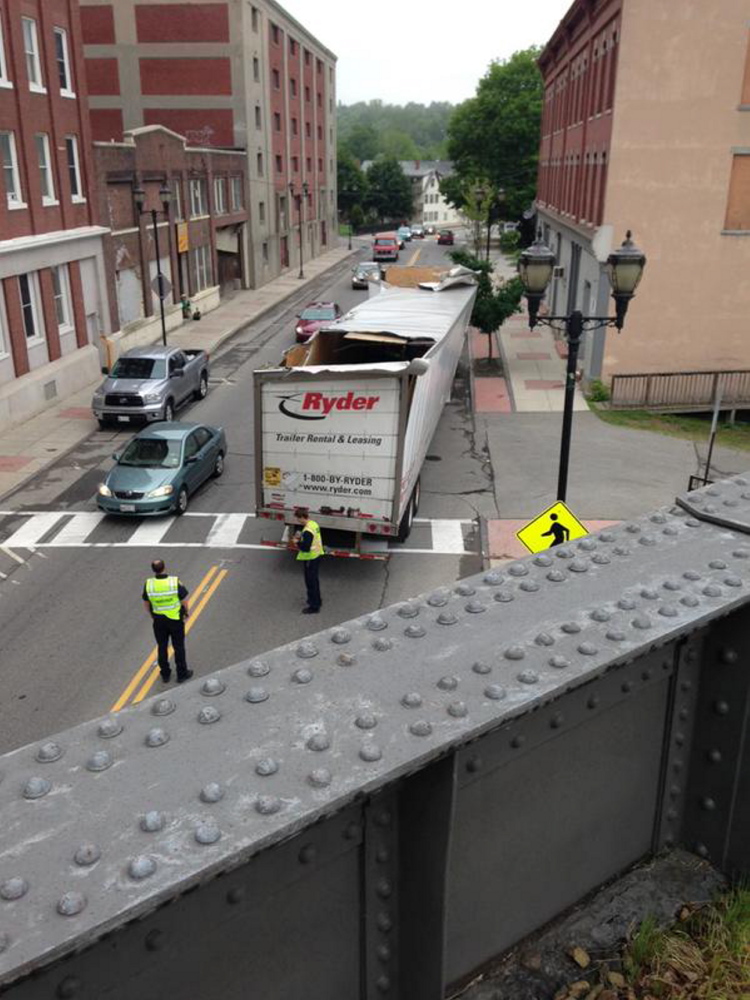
[97,422,226,517]
[424,225,436,235]
[410,225,425,239]
[372,232,400,263]
[295,301,342,342]
[92,347,210,429]
[351,262,383,289]
[437,229,455,245]
[397,225,412,248]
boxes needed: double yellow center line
[406,248,422,266]
[111,564,228,712]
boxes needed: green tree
[380,128,420,160]
[365,158,412,223]
[446,49,543,220]
[449,249,524,361]
[341,123,380,162]
[337,152,367,220]
[337,100,454,160]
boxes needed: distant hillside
[337,100,455,161]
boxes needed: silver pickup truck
[92,346,209,428]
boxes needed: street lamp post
[517,230,647,503]
[290,181,309,279]
[133,181,172,347]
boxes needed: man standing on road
[293,509,324,614]
[142,559,194,683]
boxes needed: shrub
[587,378,611,402]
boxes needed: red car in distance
[437,229,455,245]
[294,301,342,343]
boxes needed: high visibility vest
[296,520,324,561]
[145,576,182,619]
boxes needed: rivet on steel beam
[376,912,393,933]
[356,713,378,730]
[366,614,388,631]
[402,692,422,708]
[614,544,630,555]
[675,733,685,747]
[599,530,616,541]
[437,611,458,625]
[546,570,566,583]
[299,844,317,864]
[561,622,581,634]
[376,943,392,962]
[483,569,504,585]
[550,712,564,728]
[397,602,420,618]
[404,624,425,638]
[256,795,282,815]
[98,717,124,736]
[227,886,246,904]
[428,590,449,607]
[377,878,393,899]
[593,553,611,565]
[448,701,468,718]
[57,891,87,916]
[376,975,391,992]
[679,707,689,721]
[23,776,51,799]
[520,580,540,593]
[410,720,432,737]
[201,782,226,801]
[733,548,750,559]
[292,667,313,684]
[569,558,589,573]
[194,821,221,844]
[683,570,701,581]
[702,797,717,811]
[535,632,555,646]
[714,701,730,716]
[331,627,352,643]
[639,535,657,547]
[707,749,722,764]
[508,563,529,577]
[373,637,393,651]
[533,554,552,567]
[650,513,667,524]
[297,641,319,658]
[663,580,681,591]
[151,699,175,717]
[606,629,627,641]
[702,584,722,598]
[86,750,113,772]
[145,929,165,951]
[360,743,383,762]
[307,732,330,752]
[578,537,597,550]
[0,932,12,953]
[376,847,390,863]
[145,728,169,748]
[485,684,507,700]
[642,668,653,680]
[0,877,29,900]
[663,526,679,536]
[466,599,487,612]
[36,741,63,763]
[437,676,458,691]
[140,810,165,833]
[618,597,636,610]
[511,735,526,749]
[709,560,728,570]
[504,645,525,660]
[626,524,641,534]
[56,977,82,999]
[587,695,600,710]
[632,615,653,630]
[681,595,700,608]
[245,687,269,703]
[343,821,360,840]
[128,856,157,880]
[641,588,658,600]
[686,519,702,527]
[669,785,681,799]
[466,756,482,773]
[338,652,357,666]
[666,808,678,821]
[74,844,101,866]
[197,706,221,725]
[456,582,476,596]
[549,656,570,669]
[201,678,225,697]
[673,760,683,773]
[591,609,611,622]
[473,660,491,674]
[518,670,539,684]
[578,642,598,656]
[622,679,634,693]
[659,605,678,618]
[248,660,270,677]
[724,575,743,588]
[308,768,332,787]
[494,589,515,601]
[720,648,739,665]
[555,546,574,559]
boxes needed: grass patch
[589,404,750,452]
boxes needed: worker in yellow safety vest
[142,558,193,683]
[292,509,324,614]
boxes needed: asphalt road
[0,235,488,755]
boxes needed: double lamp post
[289,181,309,279]
[133,182,172,347]
[517,230,647,503]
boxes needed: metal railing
[1,474,750,999]
[610,369,750,410]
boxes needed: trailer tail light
[367,523,377,533]
[382,526,392,535]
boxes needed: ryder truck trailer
[254,267,477,556]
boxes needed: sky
[278,0,573,106]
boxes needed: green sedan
[97,422,227,516]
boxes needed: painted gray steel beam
[2,478,750,990]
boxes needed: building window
[290,77,297,97]
[318,157,323,172]
[189,177,207,216]
[305,122,311,138]
[22,17,44,91]
[65,135,84,201]
[271,23,279,44]
[18,273,42,342]
[306,156,311,172]
[275,154,283,173]
[273,111,281,131]
[173,178,183,220]
[724,153,750,231]
[192,245,212,291]
[317,125,322,140]
[255,105,262,129]
[304,49,310,67]
[258,200,265,223]
[1,131,24,207]
[292,155,298,172]
[256,151,263,176]
[262,242,268,263]
[317,91,322,108]
[213,176,227,214]
[304,85,310,102]
[253,57,259,82]
[0,14,11,87]
[51,265,73,331]
[289,38,296,56]
[35,134,56,204]
[251,6,259,31]
[54,27,74,96]
[272,68,280,89]
[278,194,286,229]
[291,117,298,135]
[231,176,243,211]
[316,58,322,75]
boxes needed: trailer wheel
[396,492,415,543]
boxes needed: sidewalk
[0,241,360,501]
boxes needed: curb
[464,326,492,571]
[0,247,363,505]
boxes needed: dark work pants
[152,615,189,680]
[302,559,322,610]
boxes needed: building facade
[94,125,248,351]
[536,0,750,383]
[79,0,337,289]
[0,0,112,428]
[421,168,463,228]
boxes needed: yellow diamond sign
[516,501,589,554]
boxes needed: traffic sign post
[151,274,172,301]
[516,501,589,554]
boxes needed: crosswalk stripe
[3,512,65,549]
[52,513,106,545]
[429,519,467,554]
[127,516,176,547]
[206,513,246,547]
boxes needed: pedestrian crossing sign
[516,501,589,554]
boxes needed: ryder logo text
[278,391,380,420]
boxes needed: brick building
[0,0,112,429]
[79,0,338,289]
[94,125,248,349]
[536,0,750,388]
